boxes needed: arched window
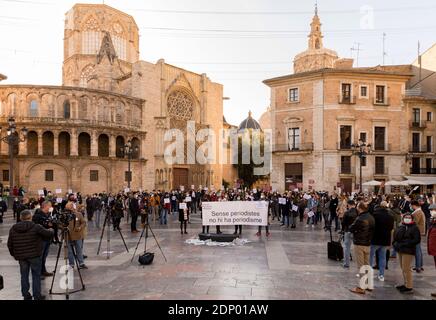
[315,39,320,49]
[131,137,140,159]
[42,131,54,156]
[27,131,38,156]
[115,136,125,158]
[82,17,101,55]
[29,100,38,117]
[98,134,109,157]
[79,65,95,88]
[63,100,71,119]
[58,132,70,156]
[78,132,91,157]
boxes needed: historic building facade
[264,9,425,193]
[0,3,224,195]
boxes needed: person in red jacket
[428,204,436,298]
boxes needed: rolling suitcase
[327,227,344,261]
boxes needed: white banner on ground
[201,201,268,226]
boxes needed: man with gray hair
[8,210,53,300]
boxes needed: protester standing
[411,200,426,273]
[341,200,358,268]
[7,210,53,300]
[349,202,375,295]
[393,213,421,294]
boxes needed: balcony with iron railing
[373,97,390,106]
[1,116,143,131]
[409,145,432,153]
[372,144,391,152]
[374,166,388,175]
[338,95,356,104]
[409,120,427,129]
[410,167,436,175]
[273,143,314,153]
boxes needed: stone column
[109,134,116,157]
[70,129,78,156]
[91,131,98,157]
[37,130,43,156]
[53,132,59,156]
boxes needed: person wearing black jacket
[342,200,358,268]
[329,194,339,231]
[32,201,55,278]
[129,194,140,233]
[369,201,394,281]
[7,210,53,300]
[111,195,124,231]
[0,196,7,223]
[349,201,375,295]
[393,213,421,294]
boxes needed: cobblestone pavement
[0,211,435,300]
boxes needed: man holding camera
[65,202,87,269]
[8,210,54,300]
[32,201,54,278]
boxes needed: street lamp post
[121,139,138,190]
[0,117,28,191]
[351,139,371,193]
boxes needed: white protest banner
[55,189,62,194]
[253,189,257,194]
[124,188,130,193]
[201,201,268,226]
[307,211,315,218]
[294,188,299,192]
[185,196,192,202]
[292,205,299,212]
[164,198,170,204]
[278,198,286,205]
[179,203,187,210]
[38,190,44,196]
[171,196,176,201]
[56,198,63,204]
[303,194,311,200]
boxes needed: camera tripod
[97,205,129,259]
[49,226,85,300]
[131,216,167,263]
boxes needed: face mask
[403,218,412,224]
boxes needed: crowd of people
[4,186,436,300]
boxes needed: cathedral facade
[0,4,224,195]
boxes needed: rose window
[167,91,194,121]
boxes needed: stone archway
[26,161,70,196]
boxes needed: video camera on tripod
[45,210,76,229]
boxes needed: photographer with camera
[112,194,124,231]
[65,202,87,269]
[32,201,55,279]
[7,210,54,300]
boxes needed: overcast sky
[0,0,435,125]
